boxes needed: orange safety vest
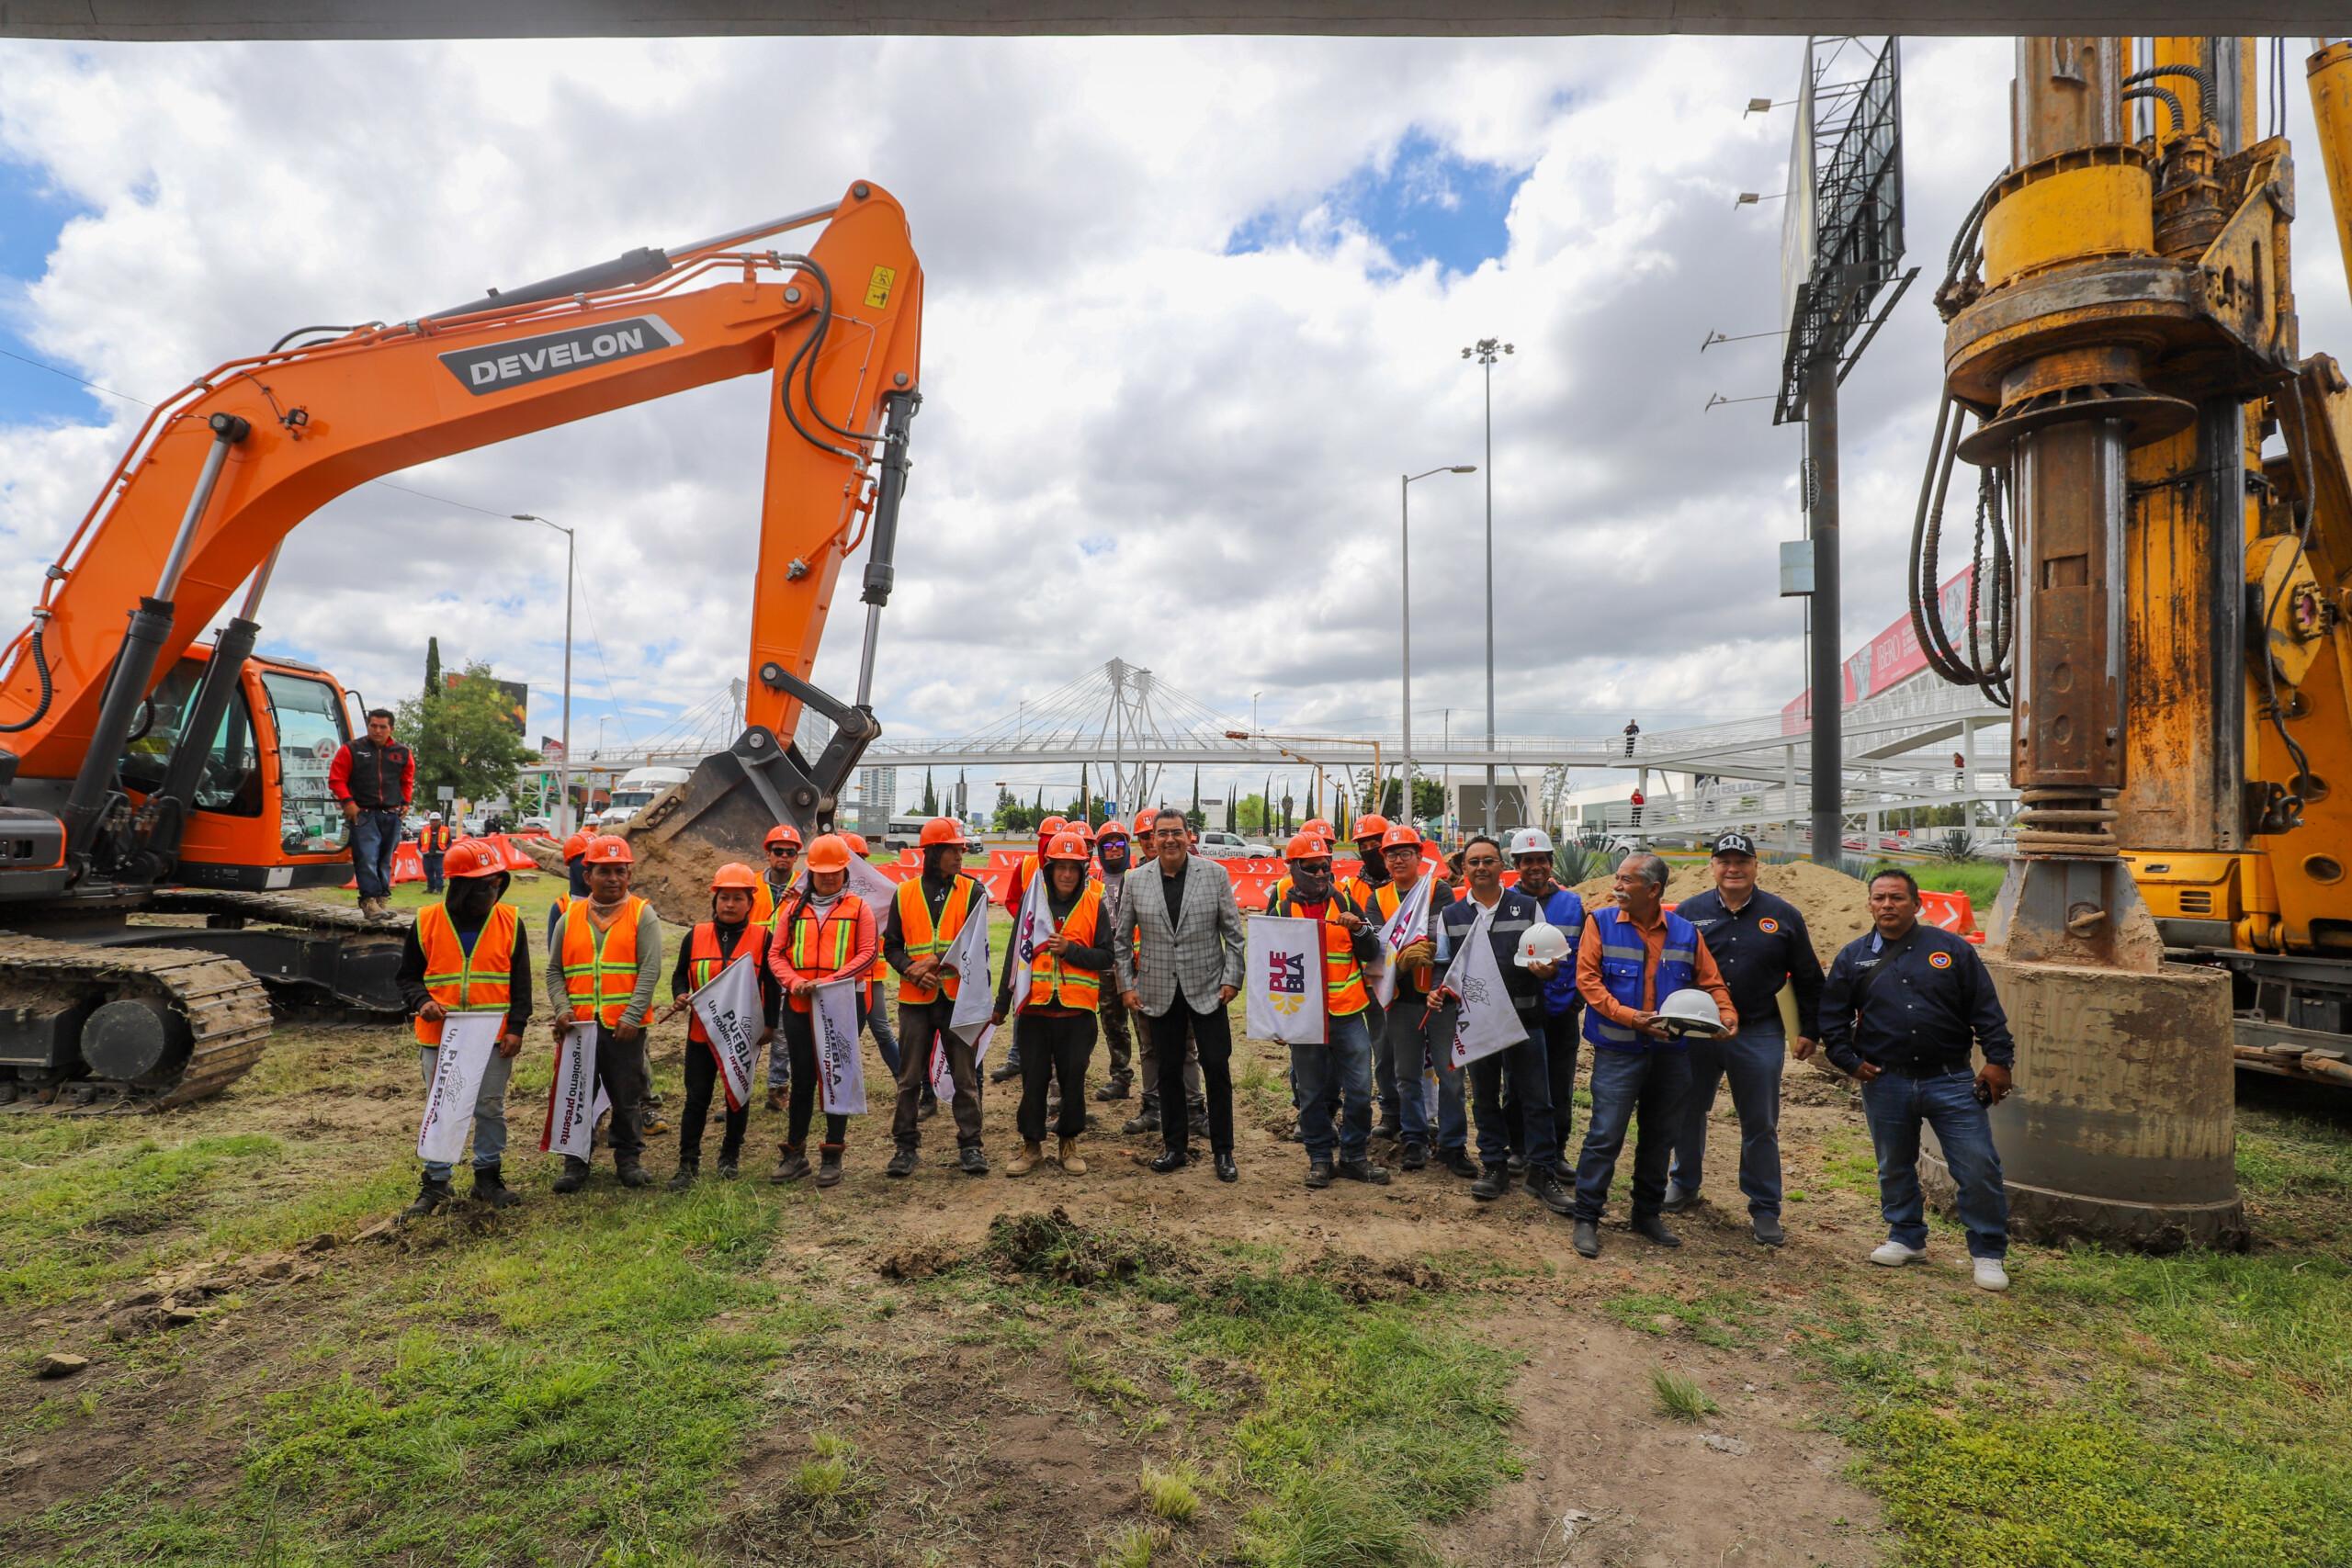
[1004,852,1040,918]
[559,895,650,1027]
[778,892,866,1014]
[895,874,982,1004]
[418,823,452,854]
[683,920,767,1043]
[1272,886,1372,1018]
[751,876,786,931]
[1019,880,1103,1012]
[413,902,520,1045]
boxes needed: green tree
[422,636,443,706]
[921,767,938,817]
[1235,793,1269,832]
[397,660,527,806]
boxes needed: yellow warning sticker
[865,265,896,309]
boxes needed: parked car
[516,816,553,835]
[1196,829,1274,859]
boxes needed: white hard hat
[1508,827,1555,858]
[1514,922,1571,967]
[1656,988,1730,1039]
[428,812,442,822]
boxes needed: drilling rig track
[0,933,276,1111]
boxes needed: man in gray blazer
[1115,807,1248,1180]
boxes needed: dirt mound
[984,1206,1178,1286]
[614,815,736,927]
[1572,859,1871,964]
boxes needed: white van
[599,765,690,829]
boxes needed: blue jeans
[1667,1021,1786,1215]
[1468,1016,1555,1171]
[1860,1067,2009,1259]
[421,851,446,894]
[416,1044,514,1181]
[868,997,902,1076]
[1292,1010,1375,1162]
[1573,1047,1691,1221]
[350,807,401,899]
[1393,996,1467,1153]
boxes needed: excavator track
[147,887,413,937]
[0,932,275,1109]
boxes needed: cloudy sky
[0,34,2344,809]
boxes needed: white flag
[1004,863,1053,1017]
[1442,901,1528,1068]
[540,1020,599,1157]
[417,1012,502,1166]
[812,976,868,1114]
[1371,876,1434,1008]
[1247,914,1327,1045]
[932,886,996,1097]
[687,954,764,1112]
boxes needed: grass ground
[3,985,2347,1563]
[1906,862,2005,905]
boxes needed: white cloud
[0,32,2343,808]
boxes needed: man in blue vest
[1662,831,1826,1247]
[1504,828,1583,1179]
[1568,851,1736,1258]
[1821,867,2015,1292]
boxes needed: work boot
[552,1156,590,1194]
[886,1143,920,1179]
[1007,1141,1044,1177]
[989,1055,1022,1084]
[1470,1164,1514,1201]
[615,1158,653,1189]
[366,896,394,923]
[958,1144,989,1176]
[815,1145,844,1188]
[717,1154,741,1180]
[764,1087,787,1113]
[1572,1219,1601,1258]
[641,1108,673,1136]
[667,1161,698,1192]
[1123,1104,1161,1135]
[1057,1136,1088,1176]
[1442,1149,1480,1179]
[1093,1077,1132,1101]
[1399,1141,1429,1171]
[1752,1213,1786,1247]
[770,1145,810,1182]
[1631,1213,1683,1248]
[401,1174,454,1220]
[470,1163,521,1210]
[1526,1167,1575,1216]
[1507,1154,1527,1175]
[1336,1157,1390,1187]
[1660,1181,1698,1213]
[1373,1114,1402,1143]
[1306,1158,1335,1189]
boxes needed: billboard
[1773,37,1904,424]
[443,671,528,736]
[1781,566,1978,730]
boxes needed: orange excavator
[0,180,922,1105]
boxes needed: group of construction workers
[397,808,2018,1288]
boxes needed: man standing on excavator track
[331,708,413,922]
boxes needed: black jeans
[1151,996,1233,1155]
[893,999,985,1147]
[1017,1010,1098,1143]
[783,1008,853,1150]
[679,1035,749,1165]
[1504,1011,1581,1168]
[590,1021,649,1164]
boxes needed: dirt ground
[0,1000,1917,1566]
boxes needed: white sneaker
[1869,1240,1928,1267]
[1973,1258,2010,1292]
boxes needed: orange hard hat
[1352,813,1390,842]
[763,824,803,851]
[804,834,853,874]
[1135,815,1159,839]
[1380,823,1423,851]
[710,862,759,891]
[1045,830,1091,863]
[1069,818,1095,842]
[1303,817,1335,839]
[1094,818,1129,840]
[583,834,633,865]
[919,816,964,848]
[1039,815,1067,836]
[443,838,506,879]
[843,832,870,856]
[1284,833,1333,863]
[561,831,590,862]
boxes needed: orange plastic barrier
[342,832,547,889]
[1919,889,1983,942]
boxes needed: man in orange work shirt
[1567,851,1736,1258]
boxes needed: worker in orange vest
[664,862,779,1189]
[989,814,1068,1084]
[766,833,877,1189]
[396,838,531,1216]
[543,835,664,1192]
[752,823,803,1109]
[1270,833,1389,1189]
[995,829,1111,1177]
[883,816,991,1178]
[418,813,454,893]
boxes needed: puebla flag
[1371,876,1433,1008]
[1441,902,1527,1068]
[1247,914,1325,1045]
[935,887,997,1096]
[541,1020,599,1157]
[812,976,868,1114]
[687,954,763,1112]
[417,1012,502,1166]
[1003,863,1053,1017]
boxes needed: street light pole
[1462,338,1512,834]
[1401,465,1476,829]
[513,513,576,835]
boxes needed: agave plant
[1932,829,1981,863]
